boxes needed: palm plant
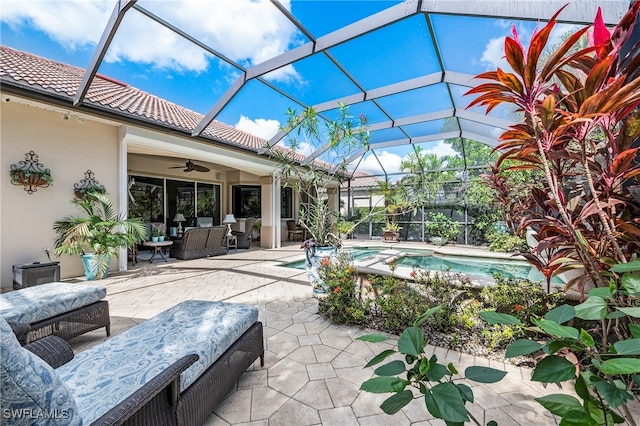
[53,192,148,279]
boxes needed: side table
[142,240,174,262]
[225,235,238,253]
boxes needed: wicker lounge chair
[0,282,110,343]
[232,217,256,249]
[1,300,264,426]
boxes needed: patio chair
[232,217,256,249]
[287,220,304,241]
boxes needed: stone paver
[64,242,640,425]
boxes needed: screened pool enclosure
[6,0,634,244]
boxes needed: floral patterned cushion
[0,317,80,426]
[57,300,259,424]
[0,282,106,324]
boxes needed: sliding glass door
[128,174,221,233]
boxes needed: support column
[327,187,339,212]
[260,175,281,248]
[118,131,128,272]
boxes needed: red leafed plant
[467,3,640,299]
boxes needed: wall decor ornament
[73,169,106,199]
[9,151,53,194]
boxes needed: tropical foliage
[265,104,369,247]
[467,4,640,296]
[466,4,640,425]
[481,261,640,426]
[358,311,507,424]
[53,192,148,278]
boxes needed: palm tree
[53,192,148,279]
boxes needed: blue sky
[1,0,583,175]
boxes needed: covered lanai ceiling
[3,0,632,180]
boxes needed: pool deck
[65,241,639,425]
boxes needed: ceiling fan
[169,160,210,173]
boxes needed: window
[128,176,165,223]
[128,175,221,232]
[167,180,195,228]
[232,185,293,219]
[232,185,261,218]
[197,183,220,225]
[281,187,293,218]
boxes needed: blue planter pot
[81,254,111,280]
[305,246,337,294]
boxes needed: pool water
[395,254,560,283]
[284,247,384,269]
[285,247,562,284]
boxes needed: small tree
[264,104,370,247]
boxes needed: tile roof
[0,46,266,152]
[0,45,378,183]
[343,171,381,188]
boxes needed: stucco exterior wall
[1,100,120,289]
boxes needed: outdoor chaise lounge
[1,299,264,426]
[0,282,110,343]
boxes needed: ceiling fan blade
[192,164,210,172]
[169,165,184,169]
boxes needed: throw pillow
[0,317,80,425]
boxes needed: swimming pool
[284,246,561,285]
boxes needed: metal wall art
[73,169,106,199]
[10,151,53,194]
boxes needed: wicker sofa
[1,300,264,426]
[0,282,110,343]
[170,226,227,259]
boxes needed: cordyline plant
[467,4,640,297]
[264,103,369,247]
[466,4,640,425]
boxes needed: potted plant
[425,212,460,245]
[376,180,408,243]
[53,191,148,280]
[337,219,355,240]
[264,103,370,293]
[10,168,53,194]
[151,226,164,242]
[382,221,401,243]
[74,184,106,200]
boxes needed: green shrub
[424,212,460,241]
[368,274,426,333]
[480,275,564,325]
[317,252,369,325]
[487,232,529,253]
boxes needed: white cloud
[1,0,112,50]
[424,141,458,158]
[480,36,508,71]
[296,141,314,157]
[357,151,403,175]
[1,0,303,82]
[235,115,280,140]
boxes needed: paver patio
[65,242,639,425]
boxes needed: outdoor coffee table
[142,240,173,262]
